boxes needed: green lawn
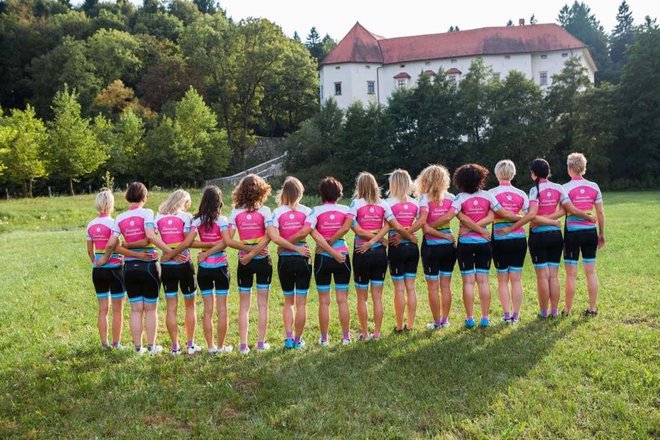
[0,191,658,438]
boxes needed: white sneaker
[147,345,163,356]
[218,345,233,354]
[135,346,147,355]
[187,344,202,355]
[318,337,330,347]
[208,346,219,354]
[171,347,181,356]
[256,342,271,352]
[240,346,250,355]
[341,338,352,345]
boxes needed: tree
[609,1,635,83]
[0,106,48,197]
[305,26,321,60]
[193,0,218,14]
[133,10,183,41]
[47,87,107,194]
[293,31,301,42]
[558,1,610,83]
[167,0,201,25]
[507,19,514,27]
[530,14,538,25]
[94,110,146,182]
[85,29,144,87]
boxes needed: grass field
[0,191,658,439]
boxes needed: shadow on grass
[1,317,585,438]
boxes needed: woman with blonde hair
[386,169,423,332]
[86,190,150,349]
[155,189,200,355]
[266,176,313,349]
[350,172,415,340]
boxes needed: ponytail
[529,158,551,196]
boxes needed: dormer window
[394,72,411,88]
[446,67,462,83]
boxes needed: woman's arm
[421,223,455,242]
[492,206,522,222]
[457,212,491,240]
[123,238,150,249]
[266,226,310,256]
[497,204,538,236]
[595,203,605,249]
[96,235,119,267]
[533,206,565,226]
[190,240,213,249]
[357,223,391,254]
[429,211,457,229]
[146,227,173,254]
[310,229,346,263]
[239,235,271,265]
[476,211,495,227]
[287,225,312,244]
[86,241,95,263]
[563,202,594,221]
[387,218,417,242]
[116,245,152,260]
[327,217,353,245]
[408,210,429,234]
[351,223,377,241]
[161,230,197,263]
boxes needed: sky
[217,0,659,40]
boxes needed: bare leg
[98,297,110,345]
[144,302,158,346]
[564,263,578,314]
[371,283,384,336]
[462,274,476,317]
[318,292,331,336]
[130,301,145,348]
[476,273,491,318]
[111,297,124,344]
[404,277,417,329]
[497,272,511,317]
[336,290,350,335]
[256,289,270,344]
[238,293,251,347]
[393,280,405,330]
[548,266,561,314]
[440,276,452,322]
[202,294,215,348]
[283,296,295,336]
[510,271,523,316]
[535,267,550,314]
[356,288,369,336]
[216,295,228,348]
[166,297,179,347]
[427,278,441,321]
[585,263,599,311]
[184,296,196,344]
[294,294,307,339]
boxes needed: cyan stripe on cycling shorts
[461,269,476,276]
[183,291,196,300]
[144,297,159,304]
[201,289,214,297]
[425,274,439,281]
[129,296,144,303]
[215,289,229,296]
[96,292,110,300]
[533,263,548,269]
[404,273,416,279]
[316,284,331,292]
[335,283,349,291]
[564,259,579,266]
[547,262,560,268]
[111,292,126,300]
[256,284,270,290]
[440,271,452,278]
[295,289,309,296]
[476,269,490,275]
[391,275,404,281]
[165,291,178,299]
[496,268,509,274]
[239,286,252,294]
[283,290,294,297]
[355,282,369,290]
[509,266,523,272]
[583,258,596,265]
[371,280,384,286]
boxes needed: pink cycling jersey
[112,206,157,261]
[86,214,121,267]
[528,179,570,232]
[271,204,312,256]
[489,183,529,240]
[191,216,229,268]
[419,193,455,245]
[229,206,272,259]
[451,190,501,244]
[386,196,419,243]
[306,202,354,256]
[349,198,394,249]
[563,176,602,232]
[155,212,192,265]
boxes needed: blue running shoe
[293,339,306,349]
[464,317,476,328]
[284,338,294,349]
[479,317,490,328]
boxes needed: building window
[451,59,457,63]
[334,82,342,95]
[400,64,405,68]
[397,79,406,88]
[448,75,457,84]
[539,71,548,86]
[367,81,375,95]
[365,65,371,69]
[504,55,511,60]
[425,61,431,66]
[541,54,548,60]
[562,52,568,58]
[493,72,501,81]
[335,66,341,70]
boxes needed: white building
[320,22,597,109]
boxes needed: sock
[240,343,248,351]
[135,345,142,352]
[434,318,443,326]
[466,315,474,321]
[372,332,380,338]
[481,315,489,320]
[342,331,350,340]
[504,311,511,319]
[187,340,194,348]
[111,341,120,347]
[294,336,301,344]
[441,316,448,324]
[172,343,179,351]
[147,344,154,351]
[540,309,548,317]
[257,340,264,349]
[551,307,558,316]
[321,332,328,342]
[286,331,293,339]
[101,340,110,348]
[512,311,519,319]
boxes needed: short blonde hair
[494,160,517,181]
[415,165,450,204]
[387,169,415,202]
[567,152,587,175]
[277,176,304,209]
[159,189,191,215]
[95,190,115,214]
[353,172,381,205]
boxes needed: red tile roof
[422,70,436,76]
[446,68,462,75]
[321,22,587,66]
[393,72,411,79]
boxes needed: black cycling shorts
[237,257,272,293]
[314,253,351,293]
[197,265,230,296]
[457,242,492,275]
[161,262,196,299]
[92,267,125,300]
[353,246,388,288]
[420,241,456,279]
[278,254,312,296]
[123,260,161,303]
[388,242,419,280]
[564,229,598,265]
[492,237,527,273]
[529,230,563,268]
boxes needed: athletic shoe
[171,347,181,356]
[341,337,352,345]
[369,333,380,340]
[501,317,513,324]
[537,312,548,320]
[187,344,202,355]
[318,337,329,347]
[134,346,147,355]
[479,317,490,328]
[426,322,440,330]
[111,342,128,351]
[511,317,521,325]
[393,327,404,334]
[208,346,219,355]
[584,308,598,317]
[293,339,306,349]
[403,325,413,333]
[240,346,250,356]
[256,342,271,352]
[439,321,450,329]
[464,317,476,329]
[284,338,295,349]
[147,345,163,356]
[218,345,233,354]
[357,334,368,342]
[561,309,570,317]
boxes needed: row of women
[88,153,605,355]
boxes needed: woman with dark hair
[526,158,593,319]
[424,164,520,328]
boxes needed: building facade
[320,22,596,109]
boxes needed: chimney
[519,18,525,26]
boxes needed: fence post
[48,186,52,198]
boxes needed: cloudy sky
[217,0,658,39]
